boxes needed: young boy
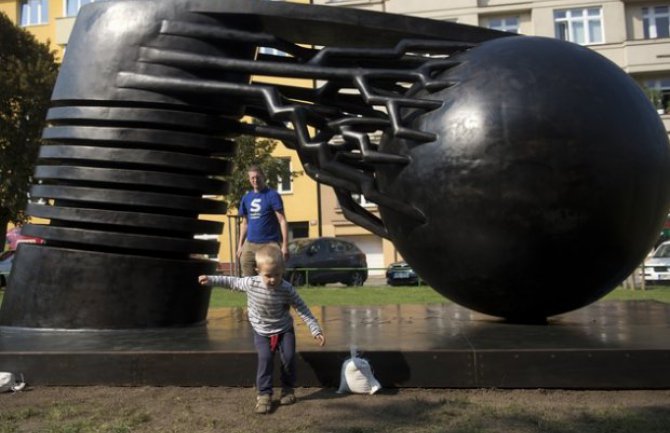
[198,244,326,414]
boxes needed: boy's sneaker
[255,394,272,414]
[279,388,296,405]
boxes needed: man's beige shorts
[240,241,281,276]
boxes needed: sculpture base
[1,300,669,388]
[0,245,214,328]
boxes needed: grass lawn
[2,285,670,309]
[602,284,670,302]
[208,284,449,308]
[208,284,670,308]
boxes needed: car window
[654,244,670,258]
[288,239,312,254]
[332,241,349,253]
[308,241,321,255]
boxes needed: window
[277,158,292,194]
[307,241,321,255]
[65,0,96,17]
[644,79,670,112]
[643,6,670,39]
[488,16,520,33]
[20,0,47,26]
[288,222,309,241]
[330,240,352,253]
[554,8,603,45]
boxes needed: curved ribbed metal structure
[5,102,236,327]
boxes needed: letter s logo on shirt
[250,198,262,213]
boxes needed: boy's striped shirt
[207,275,322,337]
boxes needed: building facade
[315,0,670,118]
[4,0,670,274]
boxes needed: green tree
[0,12,58,249]
[226,134,302,211]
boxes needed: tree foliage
[0,12,58,248]
[226,134,302,211]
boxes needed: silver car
[644,241,670,284]
[0,250,15,287]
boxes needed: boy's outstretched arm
[289,287,325,343]
[197,275,248,292]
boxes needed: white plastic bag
[0,372,26,393]
[337,347,381,395]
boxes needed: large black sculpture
[1,0,669,328]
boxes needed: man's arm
[275,210,289,260]
[237,217,248,259]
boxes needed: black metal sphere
[377,36,670,321]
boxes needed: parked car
[644,241,670,285]
[386,261,421,286]
[285,237,367,286]
[0,250,15,288]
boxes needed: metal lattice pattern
[112,19,477,237]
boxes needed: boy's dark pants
[253,328,296,395]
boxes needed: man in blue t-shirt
[237,165,289,276]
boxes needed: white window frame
[554,7,604,45]
[643,6,670,39]
[64,0,96,17]
[487,16,520,34]
[277,158,293,194]
[20,0,48,26]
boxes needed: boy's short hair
[255,244,284,268]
